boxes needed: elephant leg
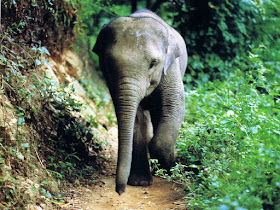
[148,104,174,171]
[128,106,153,186]
[149,65,185,171]
[149,121,178,171]
[149,103,184,171]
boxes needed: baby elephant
[93,9,187,195]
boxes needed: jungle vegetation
[1,0,280,209]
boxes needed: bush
[0,1,108,207]
[176,46,280,209]
[1,0,76,51]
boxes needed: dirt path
[62,173,186,209]
[58,128,187,210]
[61,169,186,209]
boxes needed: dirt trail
[63,171,186,209]
[59,128,187,210]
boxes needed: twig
[0,143,6,151]
[1,77,16,93]
[2,45,16,55]
[233,115,250,138]
[4,36,36,63]
[33,145,51,176]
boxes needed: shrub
[176,46,280,209]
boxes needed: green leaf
[41,46,50,55]
[35,59,41,65]
[273,130,280,135]
[5,104,13,109]
[21,143,29,147]
[44,60,52,68]
[18,117,25,126]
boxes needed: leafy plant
[175,44,280,208]
[0,1,110,208]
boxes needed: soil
[58,128,187,210]
[60,166,186,210]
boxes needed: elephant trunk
[115,81,142,195]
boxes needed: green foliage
[0,48,104,207]
[43,84,106,183]
[2,0,280,208]
[0,1,108,207]
[79,78,110,108]
[174,45,280,208]
[150,3,280,207]
[1,0,76,51]
[170,0,253,57]
[73,0,133,64]
[153,0,279,83]
[150,159,167,177]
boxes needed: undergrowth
[158,47,280,209]
[0,1,111,208]
[0,36,107,208]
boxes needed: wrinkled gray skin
[93,9,187,195]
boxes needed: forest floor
[56,128,187,210]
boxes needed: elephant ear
[164,29,181,75]
[93,24,113,56]
[92,27,104,55]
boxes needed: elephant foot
[128,173,153,186]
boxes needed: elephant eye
[149,60,158,69]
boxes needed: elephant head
[93,10,185,195]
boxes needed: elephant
[93,9,187,195]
